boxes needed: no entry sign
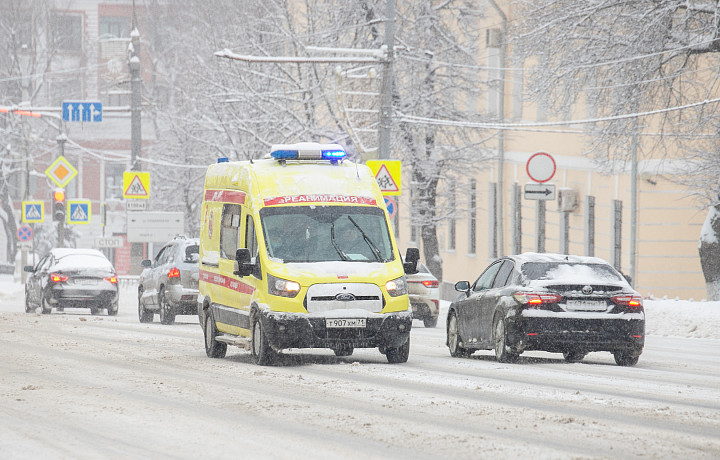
[526,152,556,183]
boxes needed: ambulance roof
[204,158,383,208]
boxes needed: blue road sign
[62,101,102,122]
[22,202,44,223]
[384,196,397,219]
[67,202,91,224]
[17,225,33,242]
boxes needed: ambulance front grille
[305,283,383,313]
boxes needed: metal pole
[129,3,142,171]
[378,0,395,160]
[487,0,506,256]
[584,195,595,256]
[535,200,545,252]
[630,129,638,285]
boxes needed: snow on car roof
[508,252,612,266]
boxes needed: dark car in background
[446,253,645,366]
[24,248,119,315]
[407,261,440,328]
[138,235,200,325]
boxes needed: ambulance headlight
[268,274,301,298]
[385,276,408,297]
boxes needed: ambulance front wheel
[204,308,227,359]
[385,337,410,364]
[251,315,277,366]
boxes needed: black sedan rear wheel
[613,351,640,366]
[563,350,586,363]
[493,314,519,363]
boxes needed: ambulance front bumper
[259,310,412,351]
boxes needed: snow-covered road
[1,281,719,459]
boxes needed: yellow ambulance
[198,142,419,365]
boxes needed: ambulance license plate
[326,318,366,328]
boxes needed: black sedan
[24,248,119,315]
[446,253,645,366]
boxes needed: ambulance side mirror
[403,247,420,275]
[234,248,254,277]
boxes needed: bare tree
[511,0,720,298]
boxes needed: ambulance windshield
[260,206,394,263]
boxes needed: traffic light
[52,188,66,222]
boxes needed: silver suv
[138,236,200,324]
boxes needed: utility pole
[378,0,396,160]
[487,0,507,257]
[129,0,142,171]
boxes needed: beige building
[393,2,707,302]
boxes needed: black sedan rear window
[521,262,623,282]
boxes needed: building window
[468,179,476,254]
[100,17,129,39]
[52,14,83,52]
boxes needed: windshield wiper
[347,216,383,262]
[330,222,349,261]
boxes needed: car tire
[563,350,586,363]
[138,289,153,323]
[204,308,227,359]
[158,289,175,325]
[447,311,471,358]
[613,351,640,366]
[423,316,438,328]
[332,344,354,357]
[107,300,119,316]
[386,336,410,364]
[40,295,52,315]
[493,314,519,363]
[25,291,35,313]
[251,315,277,366]
[90,307,100,315]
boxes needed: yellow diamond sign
[45,156,78,188]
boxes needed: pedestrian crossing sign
[123,171,150,199]
[67,200,91,225]
[22,201,44,223]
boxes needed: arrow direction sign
[524,183,556,201]
[62,101,103,122]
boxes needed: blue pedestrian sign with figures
[22,201,44,223]
[67,200,91,225]
[62,101,102,122]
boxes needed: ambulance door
[240,210,261,315]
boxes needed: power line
[398,96,720,130]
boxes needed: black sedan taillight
[611,294,643,310]
[513,292,563,308]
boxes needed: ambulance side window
[220,204,242,259]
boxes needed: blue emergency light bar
[270,142,346,161]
